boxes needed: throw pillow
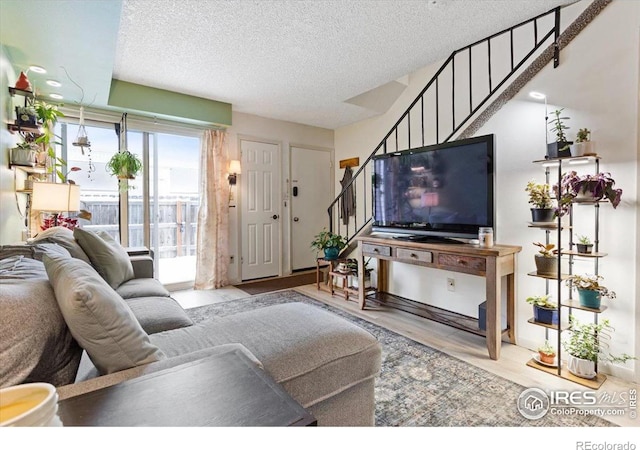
[73,228,135,289]
[30,226,91,263]
[43,254,165,375]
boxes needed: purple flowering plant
[554,171,622,217]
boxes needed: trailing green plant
[525,180,553,209]
[106,150,143,181]
[34,100,64,154]
[310,229,347,252]
[548,108,570,144]
[525,294,556,309]
[565,274,616,300]
[563,316,635,364]
[554,171,622,217]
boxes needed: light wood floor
[172,283,638,427]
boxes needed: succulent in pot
[575,235,593,254]
[525,180,554,222]
[570,128,595,157]
[537,340,556,365]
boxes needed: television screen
[372,134,494,240]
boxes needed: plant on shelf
[15,105,37,127]
[106,151,143,181]
[563,316,635,379]
[546,108,572,159]
[311,229,347,261]
[525,180,554,222]
[533,242,559,277]
[575,234,593,254]
[565,274,615,309]
[10,141,39,167]
[526,294,558,325]
[537,340,556,365]
[554,171,623,217]
[571,128,595,157]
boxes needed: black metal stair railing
[329,6,562,244]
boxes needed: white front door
[291,146,332,271]
[241,140,281,281]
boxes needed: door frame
[288,143,335,272]
[237,135,284,281]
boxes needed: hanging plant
[106,150,142,180]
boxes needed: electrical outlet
[447,277,455,292]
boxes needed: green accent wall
[108,79,232,126]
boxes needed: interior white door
[241,140,281,281]
[291,146,332,271]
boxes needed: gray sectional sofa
[0,227,381,426]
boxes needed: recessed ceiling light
[46,80,62,87]
[28,65,47,74]
[529,91,546,100]
[49,93,63,100]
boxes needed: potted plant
[525,294,558,325]
[563,316,635,379]
[537,340,556,365]
[566,274,615,309]
[575,235,593,254]
[345,258,373,289]
[546,109,572,159]
[10,141,38,167]
[106,150,143,180]
[311,229,347,261]
[570,128,595,157]
[525,180,554,222]
[533,242,559,277]
[15,105,37,127]
[555,171,623,217]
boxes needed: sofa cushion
[125,296,193,334]
[31,226,91,263]
[150,302,381,409]
[43,254,165,375]
[0,256,82,388]
[116,278,170,299]
[73,228,135,289]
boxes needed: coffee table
[57,348,316,426]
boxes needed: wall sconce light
[228,160,241,185]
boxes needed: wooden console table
[356,236,521,360]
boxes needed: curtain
[194,129,230,289]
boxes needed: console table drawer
[362,243,392,257]
[438,254,486,272]
[396,248,433,264]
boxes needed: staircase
[328,0,611,253]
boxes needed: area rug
[185,290,614,427]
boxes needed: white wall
[334,0,638,381]
[0,46,24,244]
[225,111,334,283]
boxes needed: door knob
[293,217,299,222]
[272,214,279,220]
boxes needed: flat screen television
[372,134,495,242]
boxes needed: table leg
[506,271,516,344]
[485,257,501,360]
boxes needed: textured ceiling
[2,0,577,130]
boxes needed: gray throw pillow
[31,226,91,263]
[43,254,165,375]
[73,228,135,289]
